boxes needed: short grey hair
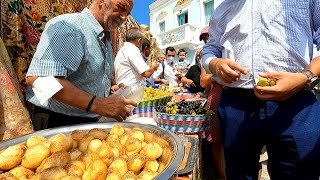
[125,29,144,42]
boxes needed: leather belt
[223,86,255,97]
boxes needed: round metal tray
[0,122,184,180]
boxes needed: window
[178,11,188,26]
[159,21,165,33]
[204,1,214,24]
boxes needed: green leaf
[34,24,42,29]
[25,14,31,20]
[26,19,33,26]
[41,16,47,21]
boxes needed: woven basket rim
[154,111,214,118]
[140,95,173,103]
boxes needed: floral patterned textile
[1,0,89,93]
[0,0,161,139]
[0,37,33,140]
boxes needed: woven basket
[132,96,172,118]
[153,111,213,133]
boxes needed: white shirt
[114,42,150,85]
[153,60,178,86]
[202,0,320,89]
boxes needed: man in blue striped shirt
[202,0,320,179]
[25,0,136,129]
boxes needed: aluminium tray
[0,122,184,180]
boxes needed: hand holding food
[257,76,276,86]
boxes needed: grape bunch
[155,100,213,115]
[142,87,173,101]
[257,77,276,86]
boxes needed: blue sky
[131,0,155,26]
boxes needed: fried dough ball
[49,134,73,153]
[78,135,95,152]
[69,148,82,160]
[127,154,148,174]
[157,162,166,173]
[125,137,142,156]
[0,144,26,170]
[142,131,156,143]
[22,143,51,169]
[60,175,82,180]
[108,158,128,176]
[122,171,137,180]
[155,136,170,148]
[108,140,123,154]
[70,130,86,142]
[78,152,100,169]
[110,124,124,136]
[124,128,132,134]
[144,160,159,172]
[97,143,113,159]
[159,147,172,164]
[88,139,103,153]
[107,134,119,142]
[130,131,144,142]
[65,160,85,177]
[26,136,48,148]
[88,128,108,140]
[82,159,107,180]
[101,158,113,168]
[120,134,129,146]
[106,171,122,180]
[0,172,18,179]
[140,143,163,160]
[37,151,71,173]
[39,166,67,180]
[9,165,35,179]
[137,170,158,180]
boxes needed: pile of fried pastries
[0,124,174,180]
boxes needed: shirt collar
[124,42,140,51]
[81,8,104,38]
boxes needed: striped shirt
[202,0,320,89]
[26,8,114,117]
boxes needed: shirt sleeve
[153,63,163,78]
[201,13,224,74]
[27,20,84,77]
[313,0,320,57]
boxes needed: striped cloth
[26,8,114,118]
[202,0,320,89]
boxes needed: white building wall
[149,0,221,65]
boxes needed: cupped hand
[110,83,124,94]
[92,94,137,121]
[254,72,307,101]
[210,58,248,83]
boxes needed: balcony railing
[157,24,200,48]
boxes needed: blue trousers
[218,89,320,180]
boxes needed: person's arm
[141,63,159,78]
[200,66,213,88]
[26,76,136,121]
[153,63,169,85]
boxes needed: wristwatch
[299,69,320,90]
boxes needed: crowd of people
[16,0,320,179]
